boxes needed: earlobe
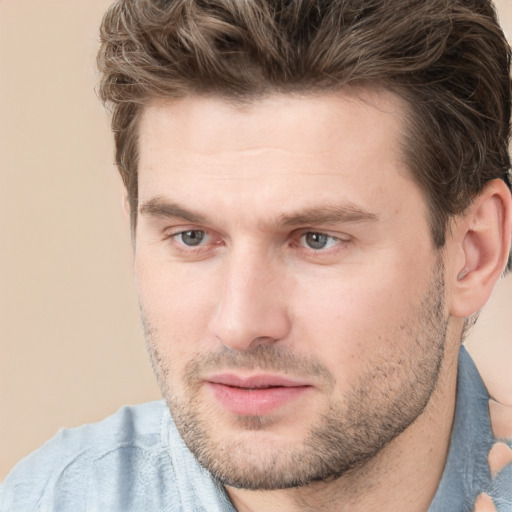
[449,179,512,318]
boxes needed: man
[1,0,512,510]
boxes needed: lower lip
[206,383,311,416]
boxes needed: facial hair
[142,260,448,490]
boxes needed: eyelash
[167,229,216,256]
[165,228,350,257]
[295,232,345,251]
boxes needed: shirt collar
[428,346,494,511]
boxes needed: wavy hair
[97,0,512,267]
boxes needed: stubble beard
[142,261,448,490]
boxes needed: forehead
[138,88,407,163]
[136,89,422,231]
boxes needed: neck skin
[225,321,462,512]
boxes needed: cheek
[293,266,423,379]
[135,257,219,359]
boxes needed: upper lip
[205,374,311,389]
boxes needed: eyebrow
[139,196,378,227]
[279,205,378,226]
[139,197,208,224]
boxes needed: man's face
[135,90,449,489]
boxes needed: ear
[449,179,512,318]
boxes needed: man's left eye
[301,232,340,250]
[174,230,207,246]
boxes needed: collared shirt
[429,348,511,511]
[1,347,511,511]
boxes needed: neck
[226,342,460,512]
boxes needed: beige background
[1,0,511,481]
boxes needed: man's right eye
[174,230,207,246]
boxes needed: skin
[133,89,510,511]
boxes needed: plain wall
[1,0,511,481]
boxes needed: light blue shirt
[1,347,511,511]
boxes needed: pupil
[306,232,328,249]
[182,230,205,246]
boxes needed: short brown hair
[97,0,512,266]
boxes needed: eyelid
[163,224,206,237]
[292,229,351,253]
[172,229,208,246]
[161,225,351,259]
[295,228,351,241]
[163,226,225,256]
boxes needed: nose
[209,246,292,351]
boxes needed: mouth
[205,374,313,416]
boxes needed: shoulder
[0,400,181,511]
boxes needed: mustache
[182,344,335,387]
[141,313,334,387]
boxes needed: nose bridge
[210,242,291,350]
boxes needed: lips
[205,373,312,416]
